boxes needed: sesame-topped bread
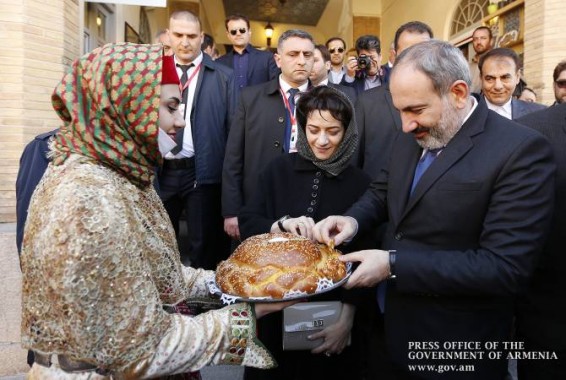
[215,233,346,299]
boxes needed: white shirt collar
[462,96,479,125]
[317,78,330,86]
[174,52,204,68]
[279,75,309,93]
[485,97,512,119]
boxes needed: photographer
[341,35,387,95]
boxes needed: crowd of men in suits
[16,10,566,380]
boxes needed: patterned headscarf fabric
[50,43,164,187]
[295,86,359,176]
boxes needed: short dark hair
[201,33,214,51]
[315,44,330,62]
[225,14,250,30]
[473,26,493,40]
[325,37,346,49]
[553,60,566,82]
[170,10,201,28]
[513,78,527,98]
[355,35,381,54]
[277,29,314,51]
[478,48,520,74]
[296,86,353,132]
[393,21,433,52]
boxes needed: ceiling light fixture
[265,22,274,47]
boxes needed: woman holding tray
[239,85,374,380]
[20,43,289,379]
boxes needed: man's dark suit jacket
[327,82,357,104]
[340,72,387,96]
[222,78,290,218]
[511,98,546,119]
[164,53,235,185]
[481,97,546,120]
[516,104,566,358]
[216,45,279,89]
[16,129,57,254]
[346,97,555,379]
[352,83,401,179]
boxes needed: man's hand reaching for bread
[312,216,358,246]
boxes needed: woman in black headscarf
[239,85,373,380]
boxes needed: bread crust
[216,233,346,298]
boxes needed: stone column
[524,0,566,104]
[0,0,80,223]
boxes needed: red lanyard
[179,63,202,94]
[279,88,297,126]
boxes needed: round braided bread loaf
[215,233,346,299]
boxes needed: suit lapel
[246,47,256,82]
[400,96,488,219]
[384,84,402,130]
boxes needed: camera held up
[357,54,371,71]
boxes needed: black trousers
[158,164,229,270]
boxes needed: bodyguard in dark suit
[216,14,279,95]
[314,41,555,379]
[353,21,433,180]
[158,10,234,269]
[479,48,545,120]
[222,30,315,241]
[16,130,57,255]
[515,104,566,380]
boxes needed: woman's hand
[308,303,355,356]
[270,216,316,240]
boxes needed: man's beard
[415,97,464,150]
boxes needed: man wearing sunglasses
[325,37,347,85]
[552,60,566,105]
[217,14,279,94]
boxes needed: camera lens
[357,54,370,70]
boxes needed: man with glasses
[216,14,279,94]
[325,37,347,84]
[552,60,566,104]
[342,35,386,95]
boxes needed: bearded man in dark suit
[314,40,555,380]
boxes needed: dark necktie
[171,63,193,155]
[410,148,442,195]
[284,88,299,153]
